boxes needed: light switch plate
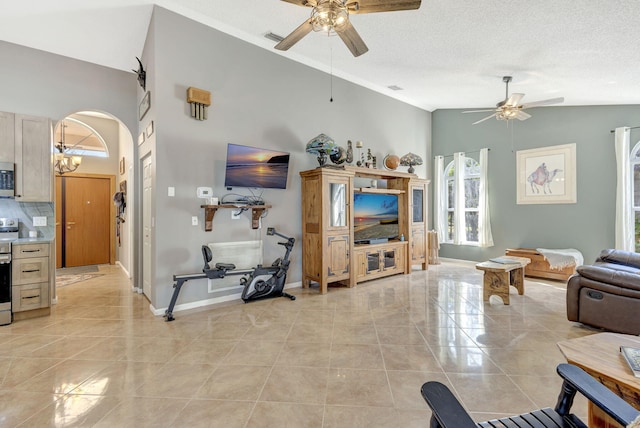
[168,187,175,197]
[33,216,47,227]
[191,216,198,226]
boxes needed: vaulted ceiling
[2,0,639,111]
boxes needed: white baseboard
[116,261,130,278]
[150,281,302,316]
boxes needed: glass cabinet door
[366,252,380,273]
[412,187,424,224]
[330,182,347,228]
[383,250,396,269]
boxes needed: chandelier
[54,120,82,175]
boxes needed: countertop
[13,237,53,244]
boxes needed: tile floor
[0,260,595,427]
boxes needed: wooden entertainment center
[300,166,429,294]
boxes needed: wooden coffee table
[557,332,640,428]
[475,256,531,305]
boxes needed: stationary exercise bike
[201,227,296,303]
[164,227,295,321]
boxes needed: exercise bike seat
[214,263,235,271]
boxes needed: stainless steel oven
[0,218,18,326]
[0,163,15,198]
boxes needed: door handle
[67,221,76,225]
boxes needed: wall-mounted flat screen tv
[353,192,399,243]
[224,143,290,189]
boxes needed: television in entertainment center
[224,143,290,189]
[353,192,399,244]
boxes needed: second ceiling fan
[274,0,422,57]
[463,76,565,125]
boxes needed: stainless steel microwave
[0,163,14,198]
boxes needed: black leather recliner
[566,249,640,335]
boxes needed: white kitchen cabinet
[0,111,52,202]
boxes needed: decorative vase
[346,140,354,165]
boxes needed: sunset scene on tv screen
[225,144,290,189]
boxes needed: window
[444,156,480,244]
[55,115,109,158]
[630,142,640,251]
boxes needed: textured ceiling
[1,0,639,111]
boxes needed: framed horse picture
[516,143,576,204]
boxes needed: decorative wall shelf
[200,204,271,231]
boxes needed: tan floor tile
[259,365,328,404]
[172,399,254,428]
[28,336,107,359]
[14,359,112,394]
[0,261,602,427]
[332,323,378,344]
[246,401,324,428]
[0,390,61,427]
[0,334,63,357]
[22,394,122,427]
[222,340,284,365]
[326,368,394,407]
[394,408,433,428]
[197,365,271,400]
[287,322,333,343]
[92,396,189,428]
[74,361,165,396]
[380,344,442,371]
[169,339,236,364]
[0,357,63,388]
[429,345,503,374]
[275,341,331,367]
[135,362,215,398]
[376,325,427,345]
[330,343,384,369]
[323,405,401,428]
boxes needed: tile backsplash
[0,199,54,239]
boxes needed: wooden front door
[57,175,113,267]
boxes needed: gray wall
[432,105,640,264]
[0,41,137,132]
[144,7,431,309]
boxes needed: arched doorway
[52,110,137,297]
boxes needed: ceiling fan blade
[473,113,498,125]
[280,0,316,7]
[462,109,496,114]
[347,0,421,14]
[516,111,532,121]
[274,19,314,51]
[504,93,524,107]
[521,97,565,109]
[336,20,369,57]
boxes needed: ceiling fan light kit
[275,0,421,57]
[463,76,564,125]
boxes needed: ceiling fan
[463,76,565,125]
[274,0,422,57]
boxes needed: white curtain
[478,148,494,247]
[615,127,634,251]
[453,152,466,245]
[433,156,446,243]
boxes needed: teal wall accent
[432,104,640,264]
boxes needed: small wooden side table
[557,332,640,428]
[475,256,531,305]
